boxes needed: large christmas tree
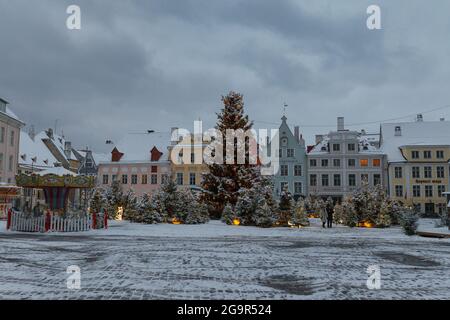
[201,91,259,218]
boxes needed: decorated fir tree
[341,196,358,227]
[221,203,235,225]
[104,180,124,219]
[201,91,259,218]
[89,188,105,214]
[278,185,294,225]
[376,198,392,228]
[254,202,277,228]
[333,203,344,225]
[290,199,310,227]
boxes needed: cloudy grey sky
[1,0,450,152]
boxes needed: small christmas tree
[221,203,235,225]
[254,202,277,227]
[278,185,293,225]
[399,207,419,236]
[341,196,358,227]
[376,198,392,228]
[89,188,105,214]
[333,203,344,225]
[104,181,124,219]
[290,199,310,227]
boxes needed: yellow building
[168,129,209,192]
[380,118,450,215]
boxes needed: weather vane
[283,102,288,116]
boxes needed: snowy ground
[0,219,449,300]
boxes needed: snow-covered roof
[112,132,171,162]
[35,131,77,161]
[309,132,381,155]
[76,150,109,164]
[1,106,23,123]
[19,131,59,169]
[380,120,450,163]
[37,166,77,176]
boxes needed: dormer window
[395,126,402,136]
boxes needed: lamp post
[30,157,37,213]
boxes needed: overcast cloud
[1,0,449,152]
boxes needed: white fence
[7,210,107,233]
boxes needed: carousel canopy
[16,169,95,189]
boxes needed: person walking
[327,206,333,228]
[320,206,327,228]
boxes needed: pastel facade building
[0,98,25,184]
[380,116,450,215]
[271,115,307,200]
[97,132,171,197]
[308,117,387,202]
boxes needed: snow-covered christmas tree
[290,199,310,227]
[201,91,259,218]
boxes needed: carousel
[15,167,95,214]
[0,183,22,219]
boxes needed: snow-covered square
[0,219,449,300]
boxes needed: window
[395,185,403,197]
[333,174,341,187]
[287,149,294,158]
[348,159,356,167]
[332,144,340,152]
[112,174,118,182]
[348,143,356,152]
[361,174,369,183]
[348,174,356,187]
[425,203,435,215]
[436,150,444,159]
[425,185,433,198]
[0,127,4,143]
[413,185,421,197]
[151,166,157,173]
[102,174,109,185]
[279,149,283,158]
[151,174,158,185]
[189,173,196,185]
[438,185,446,197]
[161,174,169,184]
[191,153,195,164]
[321,159,329,167]
[121,174,128,184]
[280,182,289,192]
[413,203,421,213]
[8,155,13,172]
[176,173,183,185]
[394,167,402,179]
[310,159,317,167]
[294,182,302,195]
[412,151,419,159]
[437,166,445,178]
[280,165,288,176]
[424,166,432,178]
[142,174,148,184]
[333,159,341,167]
[372,159,381,167]
[294,165,302,176]
[310,174,317,187]
[360,159,369,167]
[437,203,446,214]
[424,151,432,159]
[10,130,14,147]
[321,174,329,187]
[281,138,288,147]
[373,174,381,186]
[131,174,138,185]
[412,167,420,178]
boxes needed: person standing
[320,206,327,228]
[327,206,333,228]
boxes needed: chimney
[64,141,72,158]
[395,126,402,136]
[315,134,324,144]
[416,114,423,122]
[294,126,300,143]
[46,128,54,139]
[337,117,345,131]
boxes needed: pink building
[0,98,25,184]
[97,132,171,197]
